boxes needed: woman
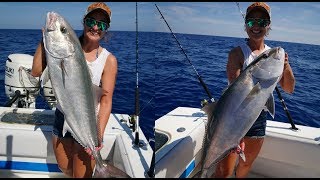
[214,2,295,178]
[31,2,117,178]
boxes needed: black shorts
[52,108,73,138]
[245,110,267,138]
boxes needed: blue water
[1,29,320,149]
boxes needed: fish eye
[60,27,67,34]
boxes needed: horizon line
[0,28,318,46]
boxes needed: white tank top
[239,43,271,70]
[86,48,110,87]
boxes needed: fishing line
[143,97,155,178]
[235,2,297,130]
[236,2,245,19]
[138,97,154,115]
[155,3,215,103]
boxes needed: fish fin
[239,151,246,162]
[235,82,263,119]
[236,82,261,112]
[265,93,275,119]
[202,150,231,178]
[62,117,86,147]
[62,119,71,137]
[248,82,261,96]
[19,66,40,87]
[40,67,50,88]
[242,82,261,105]
[201,101,217,122]
[60,60,67,88]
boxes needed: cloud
[273,26,320,36]
[167,5,196,17]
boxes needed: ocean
[1,29,320,150]
[154,31,320,129]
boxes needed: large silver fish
[42,11,130,178]
[196,47,285,178]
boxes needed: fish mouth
[46,12,57,32]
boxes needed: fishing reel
[201,99,209,108]
[128,114,145,147]
[128,114,137,132]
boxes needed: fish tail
[92,161,112,178]
[192,168,208,178]
[91,150,112,178]
[92,150,131,178]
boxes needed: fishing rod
[155,4,215,104]
[235,2,298,130]
[275,86,298,130]
[146,150,155,178]
[146,127,155,178]
[134,1,141,145]
[144,101,155,178]
[129,2,142,146]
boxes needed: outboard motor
[4,54,40,108]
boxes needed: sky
[0,2,319,45]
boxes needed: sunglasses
[245,18,270,28]
[84,17,109,31]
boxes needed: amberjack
[42,11,130,178]
[196,47,285,178]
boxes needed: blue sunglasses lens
[246,18,270,28]
[85,18,109,31]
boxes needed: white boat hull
[0,107,153,178]
[155,107,320,178]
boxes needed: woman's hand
[84,144,104,160]
[231,138,245,154]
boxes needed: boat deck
[155,107,320,178]
[0,107,153,178]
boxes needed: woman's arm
[97,53,118,143]
[31,41,46,77]
[279,52,295,94]
[226,47,243,84]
